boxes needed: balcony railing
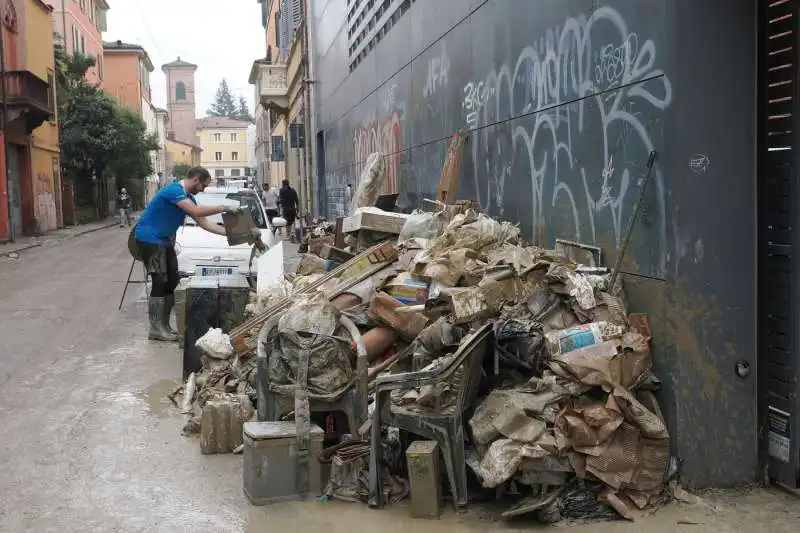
[4,70,51,114]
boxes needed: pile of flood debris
[173,153,677,522]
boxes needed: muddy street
[0,226,797,533]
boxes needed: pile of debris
[174,151,673,522]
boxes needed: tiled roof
[103,40,154,71]
[162,57,197,69]
[196,116,252,129]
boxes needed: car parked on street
[175,186,284,280]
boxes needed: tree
[108,107,159,187]
[207,79,237,117]
[53,46,96,117]
[236,95,253,123]
[57,49,159,214]
[172,163,192,179]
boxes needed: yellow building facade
[165,138,202,176]
[196,116,251,179]
[27,0,61,232]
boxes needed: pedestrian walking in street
[118,187,132,227]
[279,179,299,242]
[263,184,280,225]
[134,166,237,342]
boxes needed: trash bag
[397,210,444,244]
[267,298,355,400]
[350,153,385,214]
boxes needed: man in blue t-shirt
[135,166,235,341]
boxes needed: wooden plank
[436,131,467,203]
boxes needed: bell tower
[162,57,198,146]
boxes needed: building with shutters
[249,0,286,188]
[250,0,313,210]
[196,116,252,179]
[51,0,108,86]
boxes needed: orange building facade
[101,40,153,115]
[0,0,60,241]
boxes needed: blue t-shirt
[135,182,196,245]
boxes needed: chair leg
[368,391,386,508]
[440,421,469,508]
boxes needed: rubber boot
[148,297,177,342]
[163,294,179,336]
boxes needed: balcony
[256,63,289,115]
[3,70,53,134]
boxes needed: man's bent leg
[138,241,178,342]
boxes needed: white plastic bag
[195,328,234,360]
[350,153,385,214]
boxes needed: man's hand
[222,205,242,215]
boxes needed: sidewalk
[0,215,130,257]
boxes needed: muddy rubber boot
[163,294,179,336]
[148,297,177,342]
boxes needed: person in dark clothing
[279,179,299,242]
[134,166,236,341]
[118,187,132,227]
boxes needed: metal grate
[759,0,800,487]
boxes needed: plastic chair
[368,323,494,509]
[256,313,369,435]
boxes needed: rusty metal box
[243,421,325,505]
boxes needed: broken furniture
[368,323,495,509]
[255,313,369,435]
[183,274,250,379]
[243,421,325,504]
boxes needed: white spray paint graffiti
[423,42,450,98]
[467,6,672,274]
[462,80,495,129]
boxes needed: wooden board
[436,131,467,203]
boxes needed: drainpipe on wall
[61,0,67,52]
[0,15,12,242]
[302,2,317,217]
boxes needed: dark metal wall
[311,0,758,487]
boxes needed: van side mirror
[272,216,287,228]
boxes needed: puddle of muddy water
[136,379,182,418]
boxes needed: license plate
[198,266,234,277]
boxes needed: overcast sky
[104,0,264,117]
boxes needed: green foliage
[236,95,253,123]
[56,49,158,201]
[207,78,237,117]
[172,163,192,179]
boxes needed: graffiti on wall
[464,6,672,273]
[352,83,405,194]
[34,171,57,233]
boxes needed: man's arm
[176,198,226,218]
[195,215,227,236]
